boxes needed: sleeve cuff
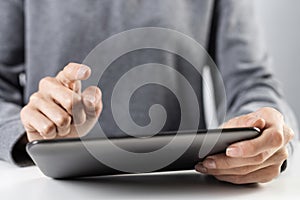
[0,118,33,166]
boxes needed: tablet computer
[26,127,260,179]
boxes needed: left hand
[195,107,295,184]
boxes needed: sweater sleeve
[0,0,33,166]
[214,0,298,154]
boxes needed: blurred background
[254,0,300,127]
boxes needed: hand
[20,63,103,142]
[195,107,294,184]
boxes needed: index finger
[56,63,91,88]
[227,127,285,159]
[226,112,285,158]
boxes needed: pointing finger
[56,63,91,91]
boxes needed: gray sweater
[0,0,298,166]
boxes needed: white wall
[255,0,300,125]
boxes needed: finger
[226,115,283,158]
[26,129,44,142]
[24,125,44,142]
[21,106,57,139]
[226,125,284,158]
[283,124,294,145]
[57,126,71,137]
[82,86,103,119]
[197,148,288,176]
[201,151,271,169]
[201,147,288,176]
[221,114,265,129]
[226,108,285,158]
[39,77,86,124]
[21,110,44,142]
[196,162,263,176]
[214,164,281,184]
[250,118,266,130]
[29,93,72,136]
[220,115,266,159]
[72,98,86,126]
[56,63,91,90]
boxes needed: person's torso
[24,0,215,137]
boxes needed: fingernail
[226,146,243,157]
[195,164,207,173]
[203,159,216,169]
[77,66,89,79]
[85,95,96,104]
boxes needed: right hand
[20,63,103,142]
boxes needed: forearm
[214,0,299,155]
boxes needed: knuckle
[238,167,251,175]
[279,148,289,161]
[271,131,284,147]
[20,106,30,121]
[221,157,232,169]
[41,122,56,135]
[29,92,42,103]
[254,152,268,164]
[55,115,71,127]
[39,76,54,90]
[64,96,75,112]
[254,154,264,164]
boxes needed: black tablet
[26,127,260,179]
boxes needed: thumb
[82,86,103,120]
[248,117,266,130]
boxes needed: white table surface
[1,147,299,200]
